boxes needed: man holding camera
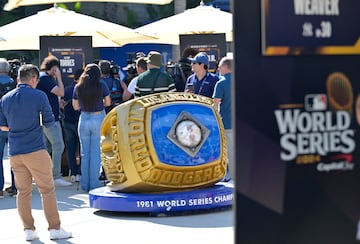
[124,56,148,98]
[98,60,130,113]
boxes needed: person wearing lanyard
[134,51,176,97]
[72,64,111,192]
[184,52,219,98]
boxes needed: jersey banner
[180,33,226,73]
[235,0,360,242]
[40,36,93,86]
[262,0,360,55]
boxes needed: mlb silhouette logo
[305,94,327,111]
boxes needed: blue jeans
[43,121,65,180]
[63,120,81,176]
[78,111,105,191]
[0,130,16,191]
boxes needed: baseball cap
[145,51,162,67]
[189,52,209,66]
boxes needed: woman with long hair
[72,64,111,191]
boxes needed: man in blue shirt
[0,64,72,241]
[213,56,233,181]
[185,52,219,98]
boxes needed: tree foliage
[0,2,24,26]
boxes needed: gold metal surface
[100,92,227,192]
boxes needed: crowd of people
[0,49,233,241]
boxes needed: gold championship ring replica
[100,92,227,192]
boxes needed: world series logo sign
[274,72,356,172]
[100,92,227,193]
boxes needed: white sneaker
[70,175,76,182]
[25,229,39,241]
[54,178,72,187]
[49,227,72,240]
[75,174,81,182]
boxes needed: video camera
[122,52,146,84]
[166,61,177,77]
[123,63,137,76]
[8,59,21,81]
[110,62,120,79]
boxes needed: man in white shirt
[124,57,148,97]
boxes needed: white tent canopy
[4,0,173,11]
[0,5,156,50]
[135,2,233,45]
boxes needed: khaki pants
[10,149,61,230]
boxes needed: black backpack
[167,62,192,92]
[109,78,124,105]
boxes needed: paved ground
[0,155,234,243]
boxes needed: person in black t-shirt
[169,47,198,92]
